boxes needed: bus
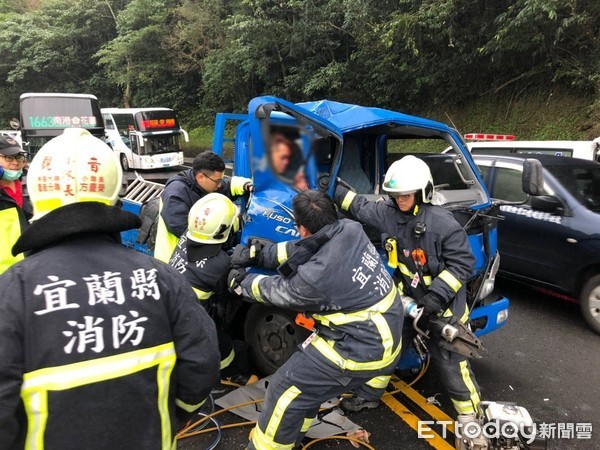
[19,93,105,156]
[102,108,188,170]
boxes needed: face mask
[2,169,23,181]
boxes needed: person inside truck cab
[270,132,308,190]
[154,151,253,262]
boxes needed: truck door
[240,96,343,245]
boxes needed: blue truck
[123,96,532,374]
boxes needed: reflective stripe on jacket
[0,189,28,274]
[154,169,238,262]
[335,186,475,319]
[241,219,404,378]
[0,203,220,450]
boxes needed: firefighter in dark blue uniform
[228,190,404,450]
[154,151,252,262]
[334,155,483,439]
[169,192,249,378]
[0,129,220,450]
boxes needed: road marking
[381,393,455,450]
[391,380,456,434]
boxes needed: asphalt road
[176,278,600,450]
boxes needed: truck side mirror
[530,195,563,214]
[522,159,544,196]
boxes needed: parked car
[444,134,600,162]
[473,154,600,334]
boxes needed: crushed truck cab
[209,96,509,374]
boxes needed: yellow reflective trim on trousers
[220,348,235,370]
[452,398,476,414]
[193,286,214,301]
[341,191,357,211]
[276,242,288,264]
[261,385,302,448]
[0,207,24,274]
[175,397,207,413]
[312,286,397,326]
[311,335,402,371]
[251,275,268,303]
[301,417,315,433]
[366,375,391,390]
[398,263,432,285]
[251,425,294,450]
[21,343,176,450]
[458,360,481,413]
[438,269,462,293]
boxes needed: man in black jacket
[154,151,252,262]
[0,129,220,450]
[334,155,483,448]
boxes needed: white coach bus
[102,107,188,170]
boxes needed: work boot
[340,395,380,413]
[455,413,488,450]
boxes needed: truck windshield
[546,164,600,212]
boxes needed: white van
[454,134,600,162]
[102,107,189,170]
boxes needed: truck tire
[244,304,309,375]
[580,275,600,335]
[120,154,130,171]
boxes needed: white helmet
[187,193,238,244]
[27,128,123,220]
[383,155,434,202]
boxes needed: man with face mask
[0,135,30,274]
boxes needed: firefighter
[227,190,403,450]
[0,135,30,274]
[154,151,252,262]
[333,155,483,436]
[169,193,250,380]
[0,129,220,450]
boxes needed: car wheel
[120,154,130,171]
[580,275,600,335]
[244,304,309,375]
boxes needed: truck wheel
[580,275,600,335]
[120,154,130,171]
[244,304,309,375]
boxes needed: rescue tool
[401,296,487,359]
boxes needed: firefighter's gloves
[230,176,254,196]
[418,291,446,317]
[231,243,263,268]
[227,268,248,295]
